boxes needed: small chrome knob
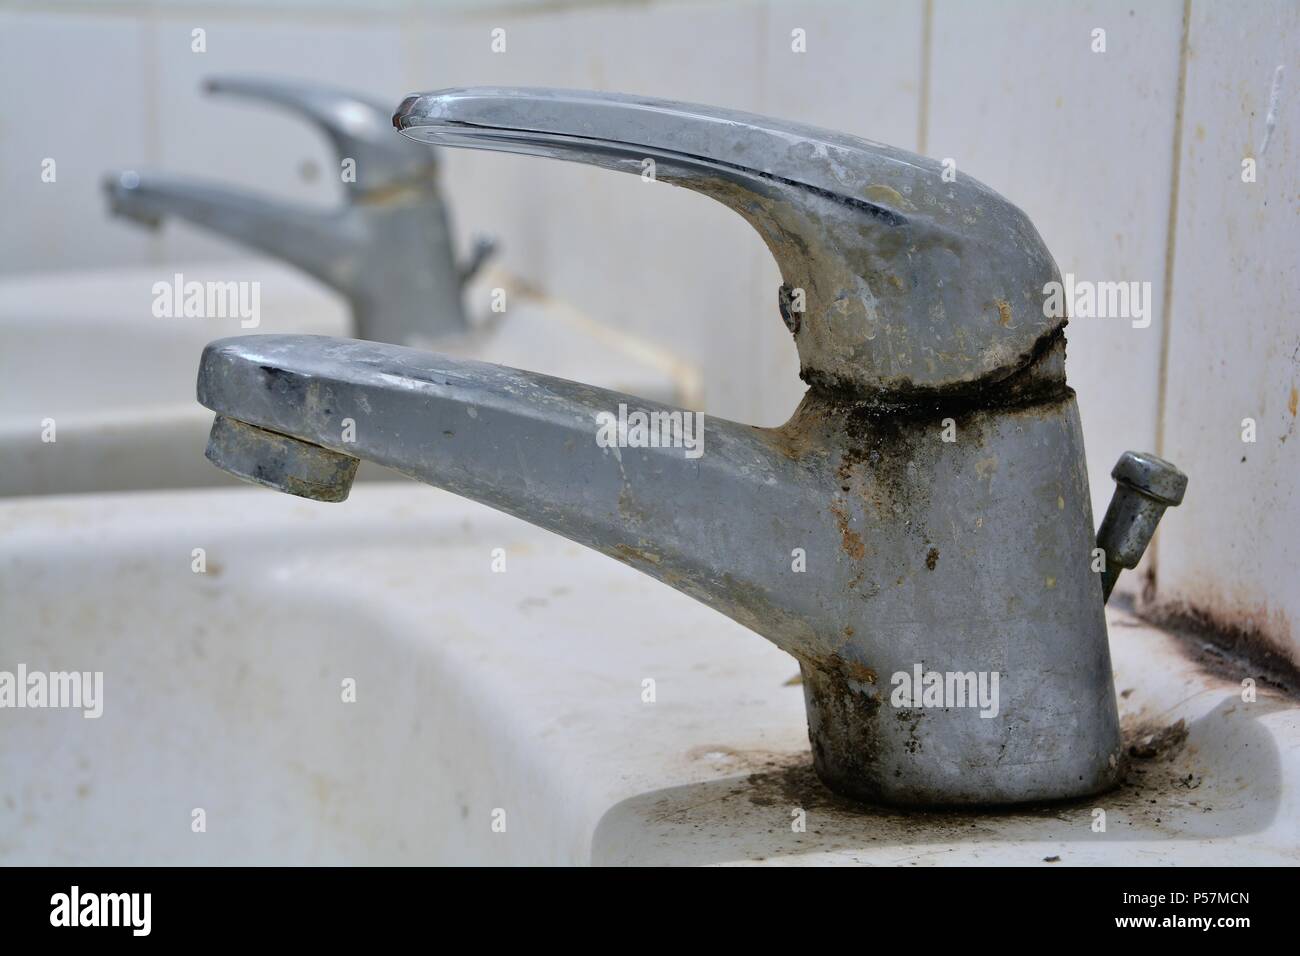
[1096,451,1188,601]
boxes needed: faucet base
[800,663,1122,807]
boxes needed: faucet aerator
[205,414,358,503]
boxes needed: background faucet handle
[204,75,437,194]
[394,86,1063,397]
[1096,450,1188,602]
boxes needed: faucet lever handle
[395,86,1063,396]
[205,75,437,194]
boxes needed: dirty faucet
[196,88,1186,807]
[105,76,494,346]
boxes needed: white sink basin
[2,484,1296,865]
[0,262,699,497]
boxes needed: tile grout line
[1149,0,1193,595]
[752,0,773,423]
[143,4,162,268]
[917,0,933,155]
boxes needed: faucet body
[199,88,1130,806]
[106,77,493,346]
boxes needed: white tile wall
[928,0,1185,556]
[1156,0,1300,663]
[0,9,157,271]
[3,0,1297,661]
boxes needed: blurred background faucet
[104,76,494,346]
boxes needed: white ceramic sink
[1,484,1296,865]
[0,262,699,497]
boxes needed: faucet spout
[198,334,825,654]
[105,168,469,346]
[105,172,354,286]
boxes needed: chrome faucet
[105,76,494,346]
[196,88,1185,807]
